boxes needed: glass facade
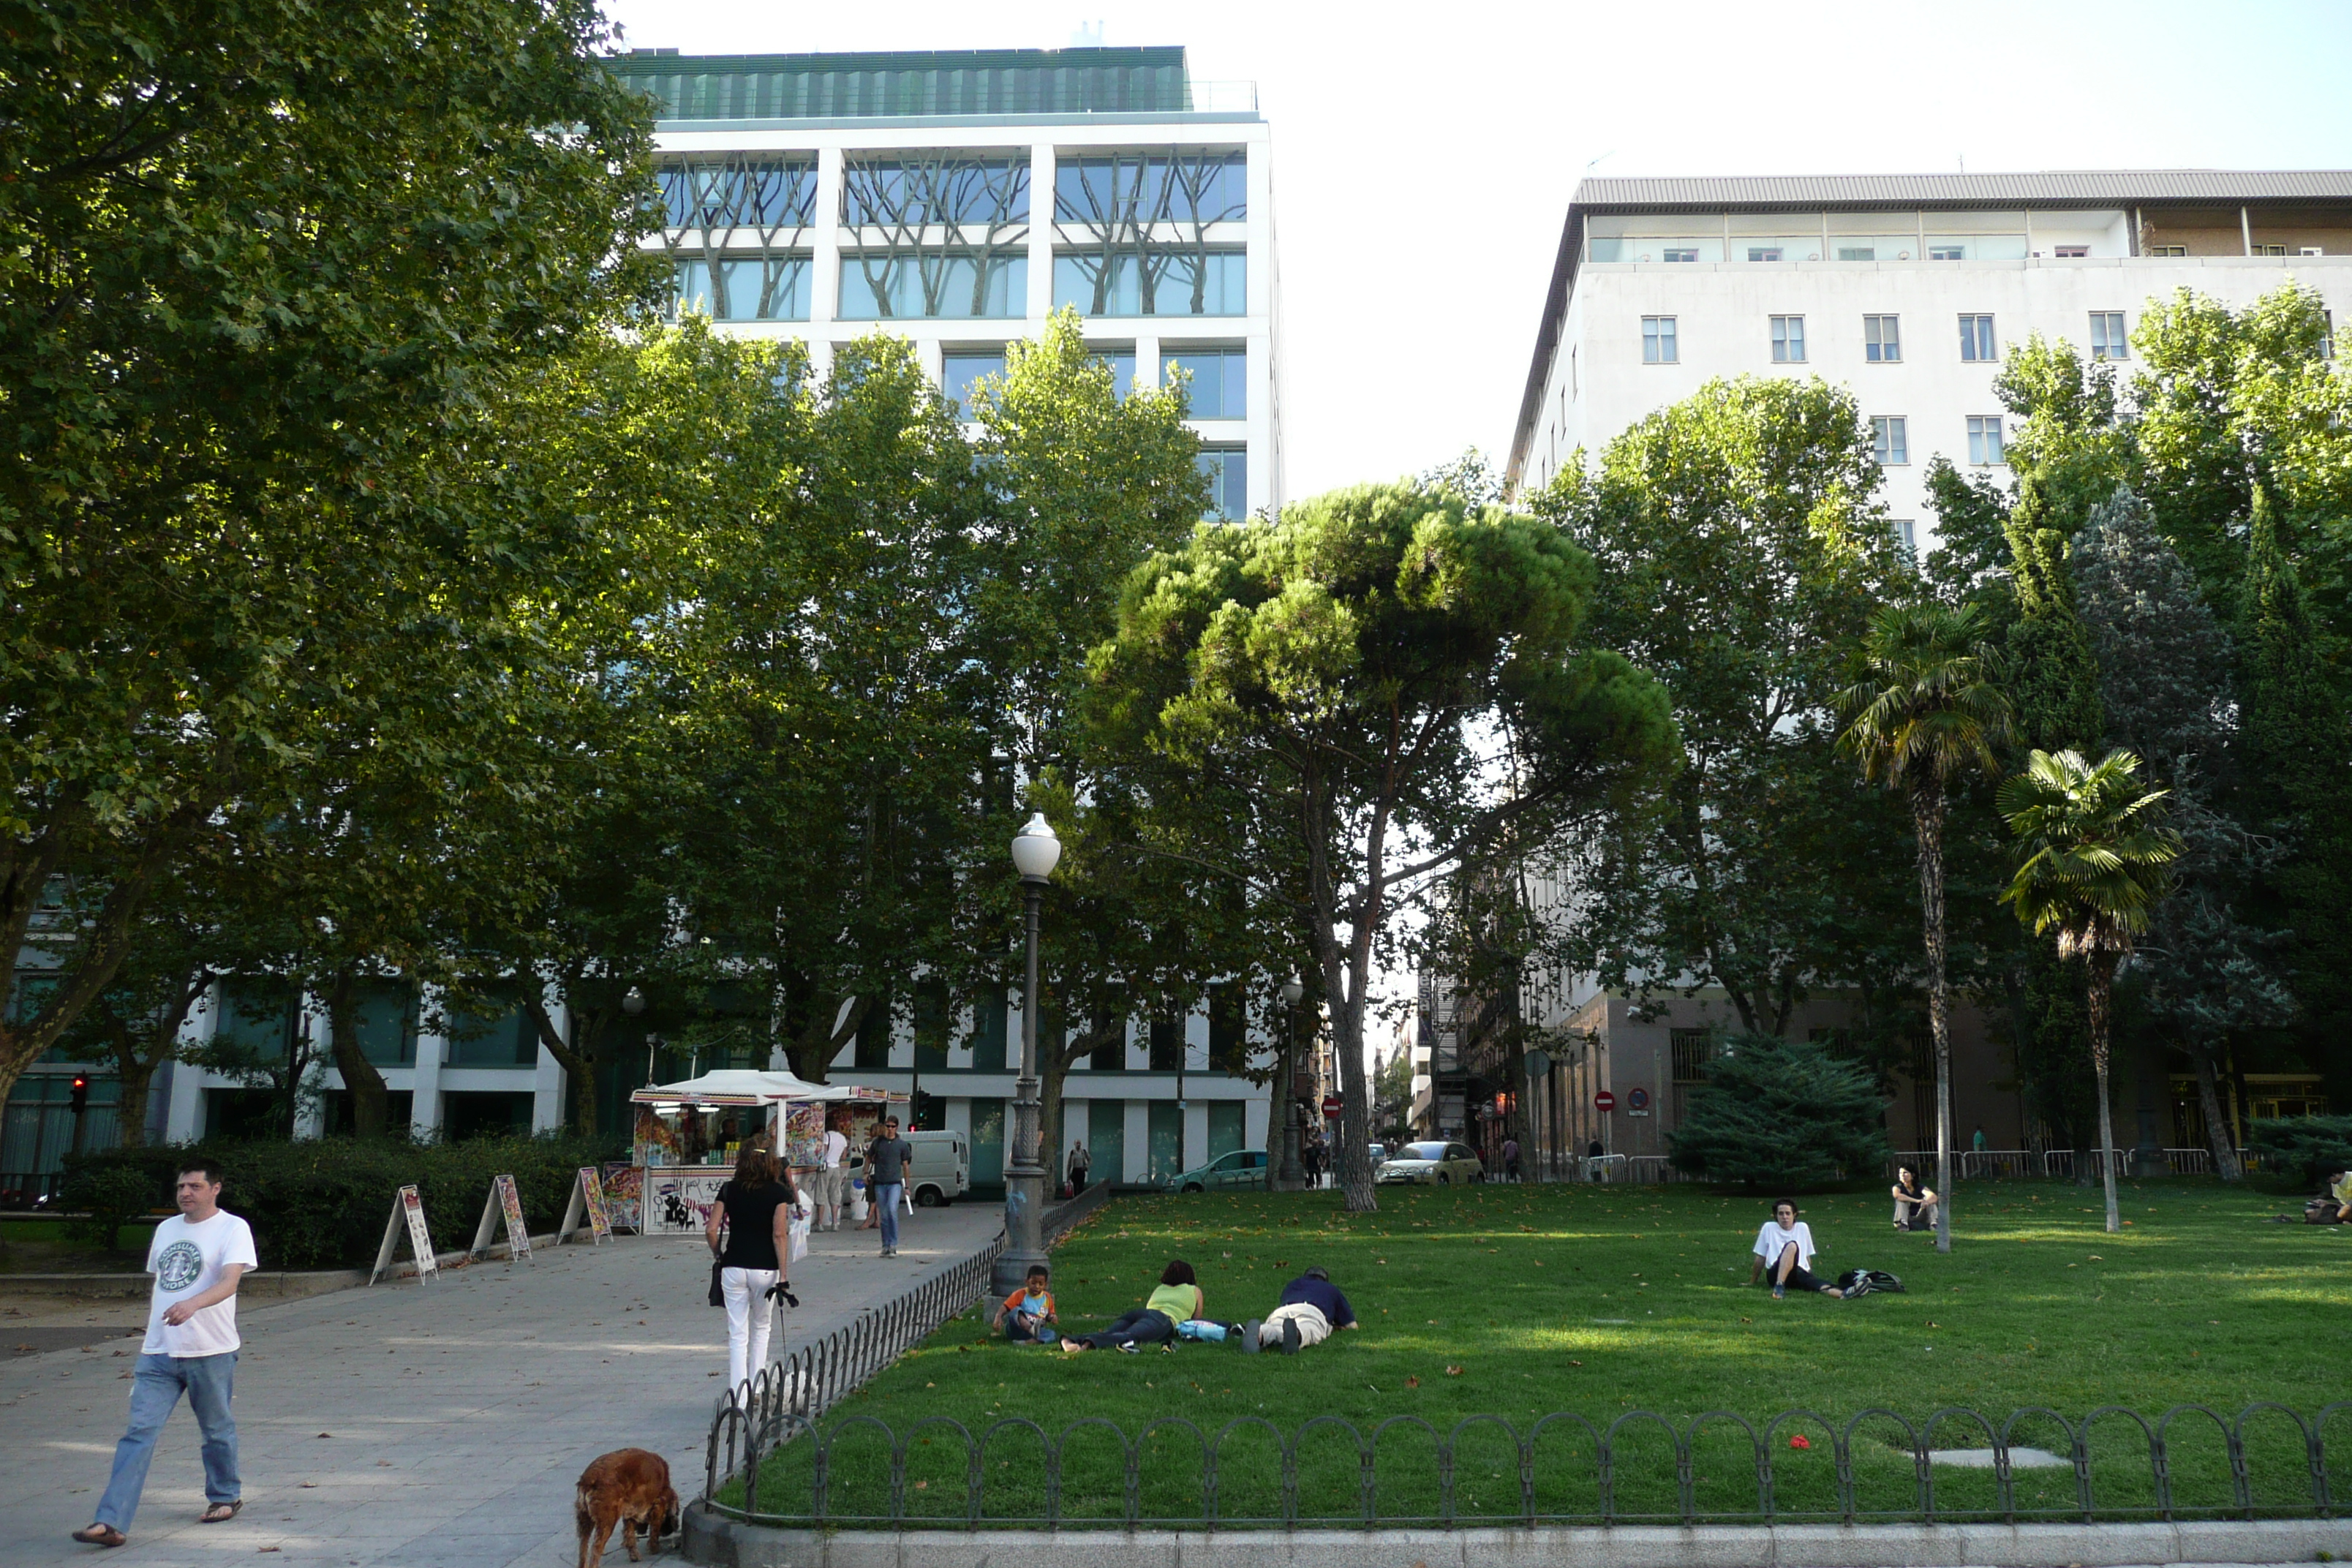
[1163,348,1245,418]
[839,254,1027,319]
[1198,448,1247,519]
[1054,252,1243,317]
[673,257,810,322]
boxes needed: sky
[600,0,2352,1047]
[602,0,2352,499]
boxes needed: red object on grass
[1789,1435,1812,1450]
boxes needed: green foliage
[59,1134,622,1270]
[2242,1115,2352,1190]
[1665,1034,1891,1188]
[1534,377,1916,1035]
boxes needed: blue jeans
[97,1352,239,1530]
[874,1183,903,1250]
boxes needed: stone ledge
[682,1504,2352,1568]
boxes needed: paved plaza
[0,1201,1002,1567]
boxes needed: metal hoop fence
[703,1399,2352,1531]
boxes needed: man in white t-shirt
[1748,1199,1845,1300]
[75,1159,258,1548]
[820,1123,850,1232]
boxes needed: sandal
[200,1501,242,1524]
[72,1524,127,1547]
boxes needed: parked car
[845,1131,970,1207]
[1172,1148,1270,1192]
[1374,1139,1484,1186]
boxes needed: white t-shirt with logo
[1752,1219,1817,1272]
[143,1210,259,1357]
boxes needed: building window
[2054,245,2089,258]
[1769,315,1806,363]
[1959,314,1997,362]
[1662,246,1699,263]
[1199,447,1247,520]
[1642,315,1678,364]
[1864,314,1901,363]
[940,350,1006,413]
[2089,312,2128,362]
[1967,415,2006,466]
[1163,347,1246,418]
[672,257,810,322]
[1872,416,1908,466]
[838,254,1026,319]
[1052,251,1245,317]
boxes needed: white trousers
[1257,1303,1332,1349]
[722,1267,778,1392]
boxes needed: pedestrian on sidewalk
[74,1158,257,1549]
[818,1117,849,1232]
[704,1142,796,1394]
[867,1117,913,1258]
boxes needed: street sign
[1594,1090,1617,1113]
[1627,1087,1650,1112]
[1523,1049,1552,1078]
[1322,1093,1344,1119]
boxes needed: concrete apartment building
[1414,171,2352,1175]
[1,45,1289,1199]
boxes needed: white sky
[600,0,2352,1056]
[603,0,2352,497]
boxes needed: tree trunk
[2087,949,2121,1234]
[323,969,392,1138]
[1911,783,1955,1254]
[2188,1036,2242,1182]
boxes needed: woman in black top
[705,1142,797,1393]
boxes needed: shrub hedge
[59,1133,625,1270]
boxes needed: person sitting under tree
[1749,1200,1844,1300]
[1891,1165,1939,1232]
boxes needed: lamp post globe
[995,812,1058,1295]
[1276,978,1308,1190]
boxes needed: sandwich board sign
[369,1184,440,1286]
[468,1173,532,1263]
[559,1164,614,1245]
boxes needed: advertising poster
[644,1169,729,1234]
[600,1162,642,1232]
[494,1173,529,1260]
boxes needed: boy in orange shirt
[993,1264,1058,1343]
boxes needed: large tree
[1090,481,1676,1211]
[1838,603,2013,1253]
[1999,748,2180,1233]
[0,0,659,1111]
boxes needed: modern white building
[1507,171,2352,550]
[614,44,1284,519]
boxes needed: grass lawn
[735,1179,2352,1526]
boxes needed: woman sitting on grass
[1060,1260,1206,1354]
[1749,1199,1844,1299]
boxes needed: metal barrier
[703,1401,2352,1530]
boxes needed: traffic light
[69,1075,89,1115]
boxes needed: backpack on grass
[1836,1268,1905,1297]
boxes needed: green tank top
[1146,1282,1199,1322]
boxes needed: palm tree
[1837,604,2013,1255]
[1997,749,2180,1234]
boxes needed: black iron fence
[704,1401,2352,1531]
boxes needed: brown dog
[576,1447,678,1568]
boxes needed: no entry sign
[1322,1093,1344,1119]
[1593,1090,1617,1113]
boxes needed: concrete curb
[681,1507,2352,1567]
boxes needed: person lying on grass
[992,1264,1058,1343]
[1060,1260,1206,1354]
[1256,1265,1357,1353]
[1749,1200,1844,1299]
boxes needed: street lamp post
[993,813,1060,1297]
[1276,979,1306,1190]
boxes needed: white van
[843,1128,970,1207]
